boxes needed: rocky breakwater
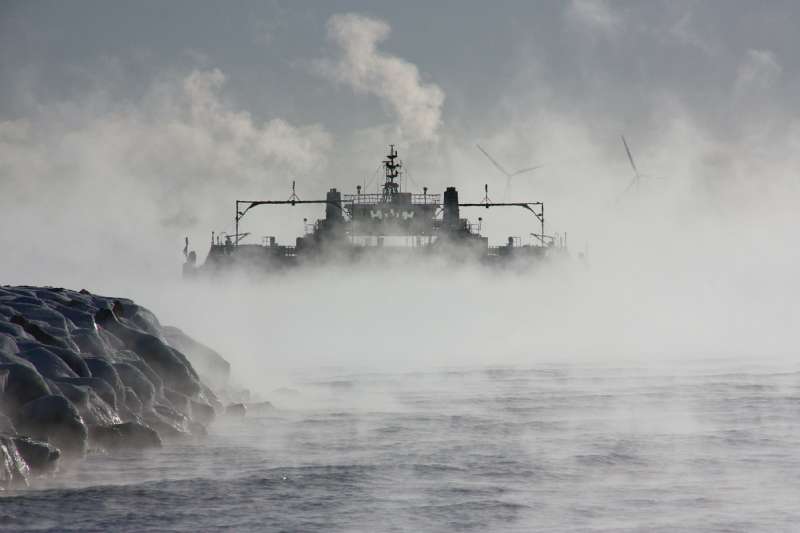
[0,285,231,489]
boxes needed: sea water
[2,361,800,532]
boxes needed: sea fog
[2,2,800,530]
[4,359,800,531]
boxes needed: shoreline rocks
[88,422,161,450]
[0,285,233,489]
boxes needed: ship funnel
[326,188,343,223]
[443,186,460,229]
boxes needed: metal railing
[343,193,441,205]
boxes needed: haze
[1,1,797,392]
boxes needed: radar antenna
[382,144,402,202]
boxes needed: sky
[0,0,798,287]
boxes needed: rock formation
[0,285,231,489]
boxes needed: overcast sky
[3,1,797,126]
[1,1,798,284]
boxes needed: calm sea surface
[2,362,800,532]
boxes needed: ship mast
[382,144,401,202]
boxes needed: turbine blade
[477,144,511,177]
[510,165,543,177]
[621,135,639,177]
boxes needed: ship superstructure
[183,146,567,276]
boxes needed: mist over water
[2,2,800,530]
[3,223,800,531]
[5,362,800,531]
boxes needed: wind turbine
[619,135,642,196]
[476,144,542,200]
[618,135,662,199]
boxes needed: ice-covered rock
[17,344,79,379]
[190,399,215,425]
[4,302,72,335]
[0,363,52,410]
[47,302,97,331]
[0,333,19,358]
[0,436,30,489]
[122,386,143,416]
[162,326,230,389]
[47,380,121,427]
[10,314,77,352]
[12,436,60,474]
[89,422,161,450]
[142,410,191,441]
[0,321,31,341]
[130,358,164,396]
[71,328,110,357]
[0,285,241,482]
[163,388,191,417]
[27,343,90,378]
[14,394,88,457]
[84,357,126,405]
[96,309,201,397]
[54,377,118,411]
[114,362,156,408]
[0,414,16,434]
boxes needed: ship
[182,145,568,276]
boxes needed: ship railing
[409,193,441,205]
[343,193,441,206]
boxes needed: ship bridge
[344,192,441,236]
[343,144,440,236]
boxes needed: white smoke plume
[318,13,445,144]
[0,67,332,285]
